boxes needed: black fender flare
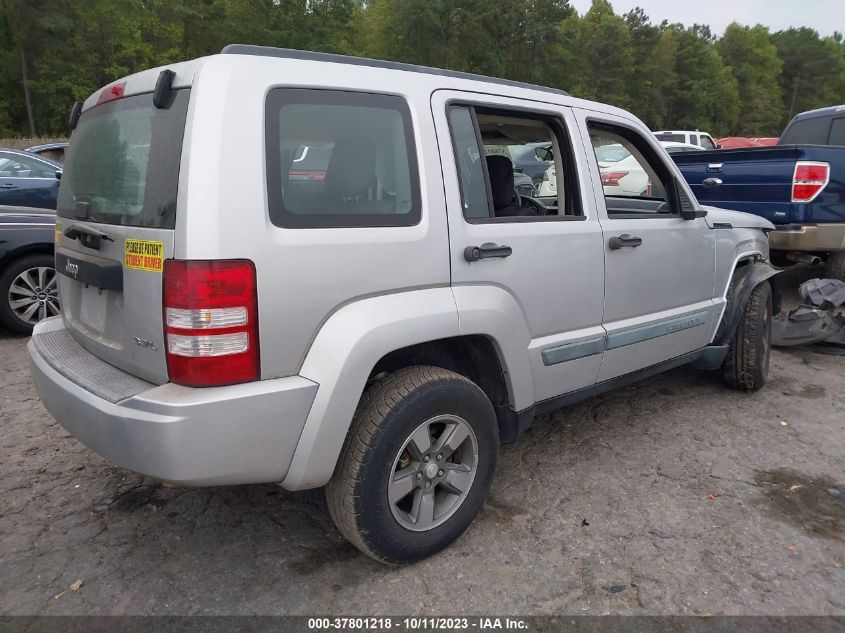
[714,261,780,345]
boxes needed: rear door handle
[608,234,643,250]
[464,242,513,262]
[703,177,722,189]
[706,163,723,173]
[0,183,16,189]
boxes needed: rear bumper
[28,317,318,486]
[768,223,845,252]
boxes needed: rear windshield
[655,133,685,143]
[57,90,189,229]
[780,116,831,145]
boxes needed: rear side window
[57,90,189,229]
[781,116,831,145]
[265,89,420,228]
[829,118,845,146]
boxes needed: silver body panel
[30,317,317,486]
[29,51,774,489]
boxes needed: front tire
[326,366,499,564]
[722,281,772,392]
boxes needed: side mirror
[55,170,62,180]
[680,208,707,220]
[535,146,553,162]
[715,144,722,149]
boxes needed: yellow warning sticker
[124,239,164,273]
[55,222,62,244]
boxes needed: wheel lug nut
[425,481,431,489]
[423,455,430,463]
[437,470,444,477]
[436,454,443,462]
[416,472,422,480]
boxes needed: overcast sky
[568,0,845,37]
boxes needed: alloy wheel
[8,266,60,326]
[388,414,479,532]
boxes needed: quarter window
[265,89,420,229]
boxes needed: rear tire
[826,251,845,282]
[326,366,498,564]
[722,281,772,392]
[0,254,60,334]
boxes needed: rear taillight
[163,260,259,387]
[601,171,629,187]
[792,161,829,203]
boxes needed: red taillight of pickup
[792,161,830,203]
[601,171,629,187]
[163,260,259,387]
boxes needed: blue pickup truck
[672,105,845,280]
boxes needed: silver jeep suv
[28,46,777,564]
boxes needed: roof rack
[220,44,570,98]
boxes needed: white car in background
[654,130,718,150]
[540,142,660,198]
[536,163,557,197]
[661,141,706,154]
[540,141,696,198]
[593,143,650,197]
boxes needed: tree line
[1,0,844,138]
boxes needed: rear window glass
[780,116,830,145]
[829,118,845,146]
[57,90,189,229]
[265,88,420,228]
[655,133,685,143]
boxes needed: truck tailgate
[672,145,845,225]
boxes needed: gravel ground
[1,329,843,616]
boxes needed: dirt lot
[1,329,843,616]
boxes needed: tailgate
[673,146,798,224]
[55,88,190,384]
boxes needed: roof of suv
[221,44,571,99]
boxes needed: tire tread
[722,281,771,392]
[326,365,487,563]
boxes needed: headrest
[325,138,376,199]
[485,154,515,210]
